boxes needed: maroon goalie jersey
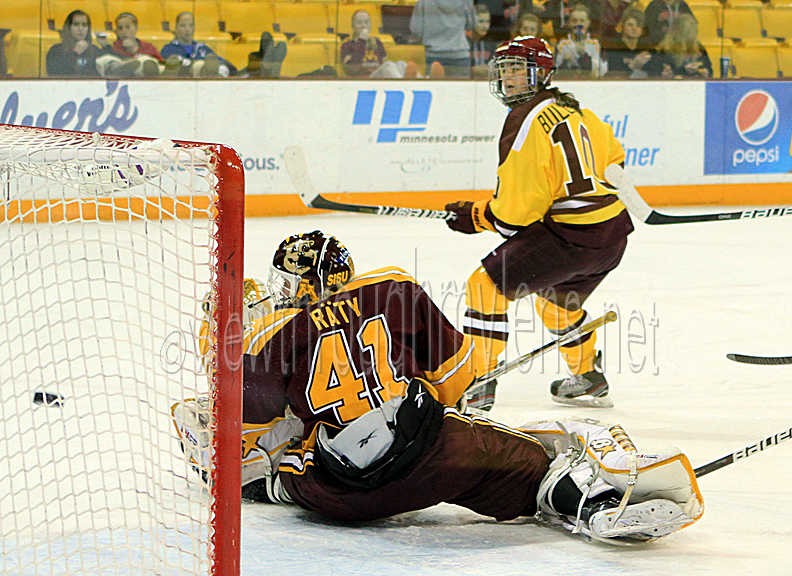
[242,267,476,439]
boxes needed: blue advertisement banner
[705,82,792,175]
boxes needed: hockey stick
[604,165,792,226]
[694,426,792,478]
[726,353,792,366]
[472,311,618,386]
[283,145,456,220]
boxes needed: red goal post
[0,125,244,576]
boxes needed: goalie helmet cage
[0,124,244,576]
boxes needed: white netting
[0,126,225,576]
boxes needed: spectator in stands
[604,7,652,77]
[46,10,102,77]
[554,4,607,76]
[410,0,475,78]
[597,0,633,47]
[646,13,711,77]
[503,0,523,36]
[535,0,599,41]
[512,12,542,38]
[477,0,511,41]
[643,0,694,48]
[95,12,163,77]
[161,12,237,77]
[341,9,418,78]
[469,4,498,78]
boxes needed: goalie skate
[588,498,691,541]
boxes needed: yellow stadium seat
[691,6,721,42]
[385,42,424,68]
[193,32,232,53]
[138,30,177,50]
[290,33,340,66]
[242,31,287,45]
[5,29,61,77]
[721,7,764,41]
[763,7,792,41]
[332,4,384,36]
[219,1,275,35]
[687,0,722,6]
[730,44,779,77]
[107,0,165,31]
[726,0,764,6]
[739,37,779,46]
[164,0,222,33]
[290,33,340,44]
[374,33,396,45]
[0,1,47,32]
[278,42,330,76]
[778,46,792,76]
[271,3,331,36]
[49,0,110,31]
[215,41,254,70]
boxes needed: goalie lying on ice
[175,234,703,544]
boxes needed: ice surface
[239,211,792,576]
[4,209,789,575]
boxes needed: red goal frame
[0,125,246,576]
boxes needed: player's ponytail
[546,87,582,115]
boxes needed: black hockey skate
[465,379,497,412]
[550,352,613,408]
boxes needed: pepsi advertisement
[704,82,792,175]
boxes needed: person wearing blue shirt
[161,12,237,77]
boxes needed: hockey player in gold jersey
[445,36,633,410]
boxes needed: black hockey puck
[33,391,64,407]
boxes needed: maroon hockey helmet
[268,230,355,308]
[489,36,556,107]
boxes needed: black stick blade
[727,353,792,365]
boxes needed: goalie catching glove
[198,278,272,370]
[522,418,704,544]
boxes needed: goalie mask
[268,230,355,308]
[489,36,555,108]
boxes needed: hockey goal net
[0,125,244,576]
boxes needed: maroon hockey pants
[280,412,549,522]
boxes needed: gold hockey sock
[535,296,597,375]
[464,266,509,378]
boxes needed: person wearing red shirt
[96,12,163,77]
